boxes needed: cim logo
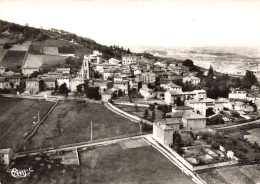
[7,168,33,178]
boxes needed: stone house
[153,118,180,146]
[182,110,207,130]
[26,79,43,94]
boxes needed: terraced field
[1,50,26,69]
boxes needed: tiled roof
[183,110,206,120]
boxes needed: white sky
[0,0,260,49]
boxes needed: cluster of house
[0,66,22,90]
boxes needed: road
[215,118,260,130]
[15,134,148,158]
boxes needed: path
[15,134,148,158]
[215,119,260,130]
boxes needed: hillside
[0,19,133,62]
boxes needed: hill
[0,19,134,61]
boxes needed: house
[185,98,215,116]
[166,110,186,123]
[0,66,6,75]
[160,83,182,92]
[0,77,10,89]
[140,72,156,84]
[183,75,200,86]
[91,80,113,94]
[113,80,129,95]
[130,78,142,91]
[156,88,166,100]
[229,89,247,99]
[22,67,40,76]
[57,76,70,89]
[182,110,207,130]
[122,55,141,65]
[0,148,13,166]
[56,68,70,74]
[7,75,21,88]
[70,77,85,92]
[103,68,122,80]
[26,79,43,94]
[4,71,15,76]
[153,118,180,146]
[184,90,207,100]
[43,78,56,90]
[140,86,156,100]
[165,90,185,105]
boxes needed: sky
[0,0,260,50]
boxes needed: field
[0,97,54,150]
[0,141,193,184]
[23,54,68,68]
[42,47,59,55]
[0,48,8,62]
[115,104,165,122]
[1,50,26,69]
[9,41,31,51]
[199,164,260,184]
[26,101,141,150]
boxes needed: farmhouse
[183,75,201,86]
[153,119,180,146]
[165,90,185,105]
[0,148,13,166]
[56,68,71,74]
[140,72,156,84]
[122,55,141,65]
[43,78,56,90]
[26,79,43,94]
[185,98,215,116]
[22,67,40,76]
[113,80,129,95]
[182,110,207,130]
[140,86,156,100]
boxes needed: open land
[0,50,26,70]
[26,101,141,150]
[0,141,194,184]
[0,97,54,150]
[199,164,260,184]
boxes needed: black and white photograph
[0,0,260,183]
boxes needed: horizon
[0,0,260,51]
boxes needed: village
[1,34,260,183]
[0,10,260,182]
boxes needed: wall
[107,102,153,125]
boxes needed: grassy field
[1,50,26,69]
[0,141,193,184]
[115,104,164,122]
[26,101,141,150]
[199,164,260,184]
[23,54,68,68]
[0,97,54,150]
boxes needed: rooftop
[183,110,206,120]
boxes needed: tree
[151,110,156,121]
[244,70,257,87]
[85,87,101,100]
[3,43,11,49]
[29,71,39,78]
[174,96,182,106]
[10,82,14,88]
[76,84,84,94]
[127,48,130,54]
[143,109,150,119]
[59,83,69,95]
[182,59,194,67]
[207,65,214,78]
[209,80,219,99]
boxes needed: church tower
[81,55,91,79]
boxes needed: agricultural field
[9,41,31,51]
[42,46,59,55]
[0,141,193,184]
[199,164,260,184]
[23,54,68,68]
[0,50,26,69]
[0,97,55,150]
[26,101,141,150]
